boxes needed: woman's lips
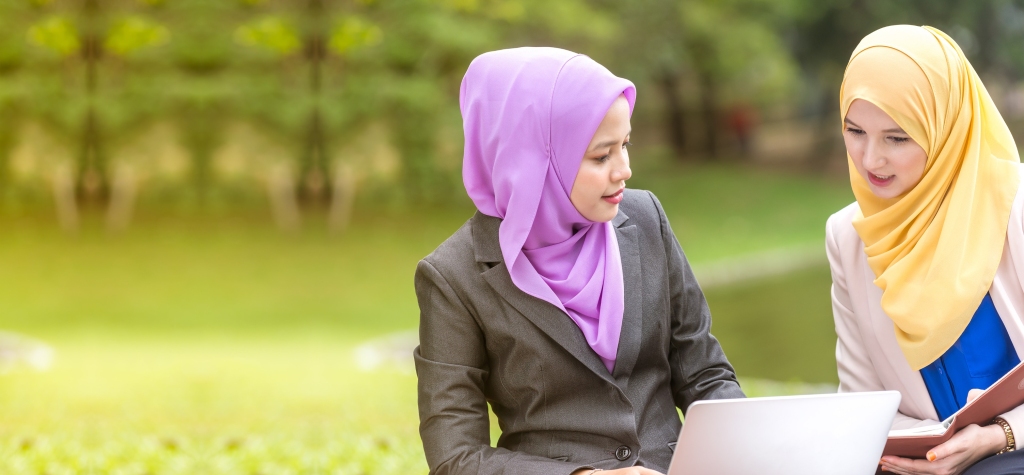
[603,188,624,204]
[868,172,895,187]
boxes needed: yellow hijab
[839,25,1021,370]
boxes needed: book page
[888,424,946,437]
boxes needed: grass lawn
[0,335,425,475]
[0,164,852,473]
[707,264,839,383]
[630,162,854,262]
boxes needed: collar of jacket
[469,207,641,386]
[470,209,632,264]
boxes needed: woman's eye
[844,127,865,135]
[889,136,910,144]
[596,154,611,162]
[623,140,632,148]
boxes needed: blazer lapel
[612,213,642,384]
[862,254,939,421]
[991,238,1024,360]
[992,176,1024,361]
[473,212,617,384]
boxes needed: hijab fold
[460,48,636,373]
[840,25,1021,370]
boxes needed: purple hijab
[460,47,636,373]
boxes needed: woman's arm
[825,213,940,430]
[415,259,596,475]
[646,191,744,411]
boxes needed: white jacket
[826,164,1024,435]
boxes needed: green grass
[630,163,854,262]
[0,214,462,336]
[0,336,425,474]
[706,264,838,384]
[0,164,852,473]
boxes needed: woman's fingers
[880,426,997,475]
[881,453,965,475]
[966,388,984,404]
[880,455,925,474]
[928,432,969,461]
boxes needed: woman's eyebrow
[590,139,619,151]
[844,117,907,134]
[588,130,632,152]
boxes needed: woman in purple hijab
[414,47,743,475]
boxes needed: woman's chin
[867,182,910,200]
[581,205,618,223]
[868,185,909,200]
[593,206,614,223]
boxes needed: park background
[3,0,1024,473]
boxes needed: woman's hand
[570,468,665,475]
[880,390,1006,475]
[879,423,1005,475]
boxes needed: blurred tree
[8,0,1024,223]
[334,0,611,202]
[789,0,1024,169]
[604,0,804,161]
[1,0,615,223]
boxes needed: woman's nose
[613,160,631,182]
[863,143,886,169]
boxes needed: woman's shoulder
[826,202,862,244]
[619,188,665,224]
[824,202,866,272]
[419,215,478,275]
[418,211,504,283]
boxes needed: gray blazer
[414,189,744,475]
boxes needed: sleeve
[646,191,745,413]
[826,214,939,430]
[997,200,1024,442]
[996,405,1024,444]
[414,259,596,475]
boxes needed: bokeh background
[4,0,1024,473]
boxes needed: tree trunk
[698,70,718,159]
[657,70,687,160]
[809,86,841,172]
[78,0,106,204]
[52,164,79,232]
[974,1,997,74]
[267,164,301,232]
[328,163,356,235]
[302,0,328,204]
[106,164,137,232]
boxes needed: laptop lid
[667,391,900,475]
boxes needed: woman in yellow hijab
[828,25,1024,474]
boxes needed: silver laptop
[667,391,901,475]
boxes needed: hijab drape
[461,47,636,372]
[840,25,1021,370]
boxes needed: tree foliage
[5,0,1024,216]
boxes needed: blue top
[920,293,1020,420]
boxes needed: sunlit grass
[0,335,425,475]
[0,164,853,473]
[630,162,853,262]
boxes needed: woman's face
[571,95,632,222]
[843,99,928,199]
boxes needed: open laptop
[667,391,900,475]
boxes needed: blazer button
[615,445,632,461]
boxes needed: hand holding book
[879,390,1008,474]
[883,361,1024,459]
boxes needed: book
[882,361,1024,458]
